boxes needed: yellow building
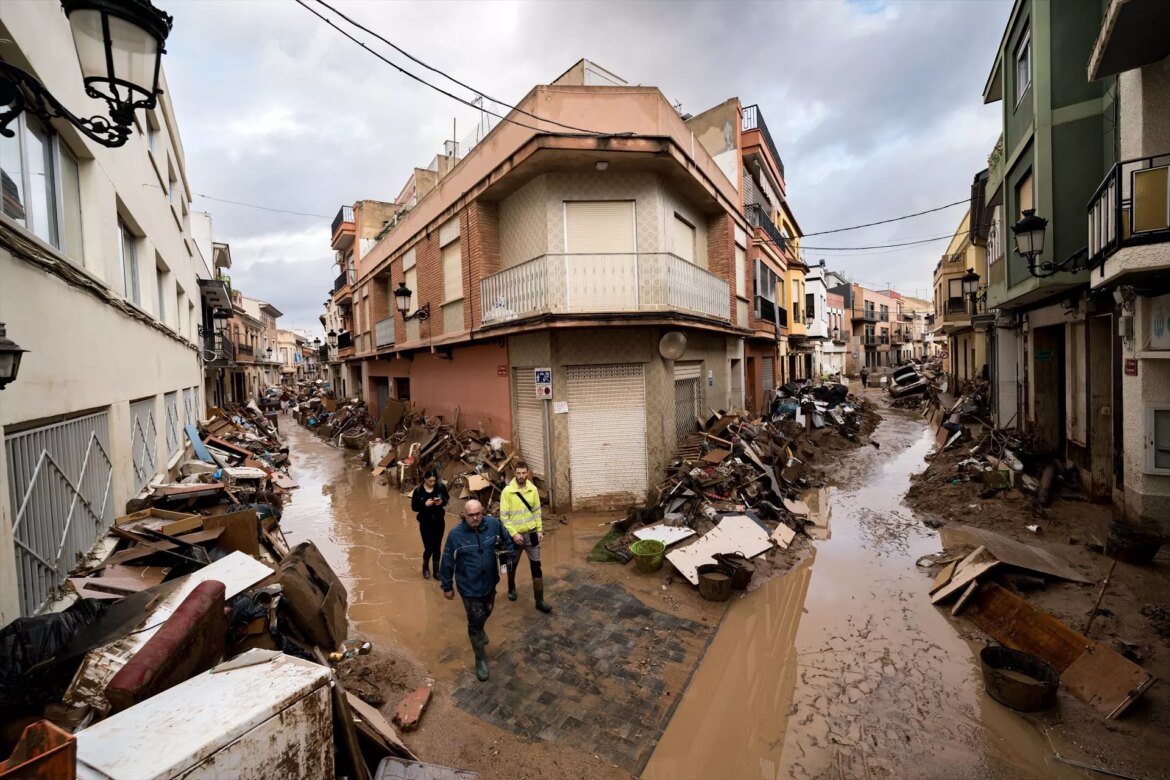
[932,210,987,388]
[778,201,809,379]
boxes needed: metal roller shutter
[566,364,647,507]
[564,201,635,253]
[512,369,546,477]
[762,356,775,393]
[673,215,696,263]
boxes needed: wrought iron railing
[853,308,878,322]
[480,253,730,324]
[333,270,349,293]
[1087,153,1170,265]
[337,331,353,349]
[744,203,787,251]
[741,104,785,180]
[945,298,967,315]
[755,295,776,324]
[331,204,354,237]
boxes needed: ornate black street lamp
[394,282,430,321]
[0,0,173,148]
[0,323,29,391]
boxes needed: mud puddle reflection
[644,412,1076,780]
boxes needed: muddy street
[281,409,1078,779]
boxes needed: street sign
[1125,358,1138,376]
[534,367,552,398]
[939,349,950,359]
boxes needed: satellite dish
[658,331,687,361]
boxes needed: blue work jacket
[438,516,514,598]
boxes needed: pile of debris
[0,406,417,778]
[598,382,879,591]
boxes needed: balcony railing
[945,298,967,315]
[879,311,890,322]
[480,253,730,324]
[201,333,234,365]
[741,104,785,180]
[853,308,878,322]
[375,317,395,348]
[236,343,254,356]
[1087,153,1170,265]
[744,203,787,251]
[333,270,350,293]
[336,331,353,350]
[755,295,776,324]
[862,335,877,346]
[331,205,354,237]
[878,334,890,345]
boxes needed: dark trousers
[460,593,496,635]
[419,518,444,566]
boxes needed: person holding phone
[411,470,449,579]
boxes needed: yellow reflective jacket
[499,478,541,536]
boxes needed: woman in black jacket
[411,471,449,579]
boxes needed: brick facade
[707,213,736,326]
[465,201,501,329]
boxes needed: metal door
[672,361,702,445]
[566,364,647,507]
[511,369,547,477]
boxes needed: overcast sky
[164,0,1011,333]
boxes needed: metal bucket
[1105,520,1163,565]
[980,646,1059,712]
[714,553,755,590]
[697,564,732,602]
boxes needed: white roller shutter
[672,361,701,381]
[511,369,546,477]
[564,201,635,253]
[672,215,696,263]
[442,240,462,302]
[567,364,647,507]
[762,356,775,392]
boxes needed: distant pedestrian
[439,499,514,681]
[411,471,449,579]
[500,461,552,613]
[859,367,870,389]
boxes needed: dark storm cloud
[162,0,1010,329]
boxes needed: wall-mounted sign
[1150,293,1170,350]
[1035,349,1055,363]
[497,365,507,377]
[534,367,552,398]
[1125,358,1138,376]
[554,401,569,414]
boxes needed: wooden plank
[950,581,980,617]
[701,448,731,464]
[930,560,959,595]
[93,528,225,570]
[272,472,299,490]
[204,436,254,459]
[966,584,1089,672]
[203,508,260,556]
[159,515,205,536]
[115,508,198,527]
[931,560,998,604]
[347,692,415,759]
[152,482,226,497]
[1061,644,1157,719]
[942,525,1093,584]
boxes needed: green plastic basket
[629,538,666,573]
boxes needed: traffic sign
[534,367,552,398]
[939,349,950,359]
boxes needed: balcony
[236,343,254,362]
[480,253,730,325]
[878,334,890,345]
[336,331,353,350]
[945,298,968,315]
[741,105,785,181]
[1087,154,1170,266]
[862,335,877,346]
[744,203,788,252]
[879,311,890,322]
[776,305,788,328]
[375,317,395,348]
[331,205,355,249]
[201,333,234,366]
[755,295,776,324]
[891,329,907,344]
[852,308,878,322]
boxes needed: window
[23,118,57,245]
[176,287,185,334]
[442,239,462,301]
[1015,29,1031,106]
[734,243,746,298]
[1,116,85,262]
[59,145,83,261]
[404,266,418,315]
[673,214,695,263]
[1017,170,1034,217]
[119,219,140,305]
[1148,406,1170,474]
[156,262,168,324]
[806,292,815,320]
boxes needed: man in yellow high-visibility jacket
[499,461,552,613]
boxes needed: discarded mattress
[666,515,773,586]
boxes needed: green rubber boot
[469,631,489,681]
[533,577,553,614]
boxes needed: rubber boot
[422,557,430,579]
[533,578,552,614]
[506,566,517,601]
[469,632,489,681]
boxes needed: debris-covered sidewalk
[0,401,440,779]
[592,381,880,596]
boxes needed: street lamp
[0,324,29,391]
[1011,208,1077,279]
[0,0,174,148]
[394,282,430,321]
[327,329,337,346]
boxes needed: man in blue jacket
[439,499,515,681]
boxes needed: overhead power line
[802,199,970,237]
[757,234,954,253]
[193,192,331,219]
[295,0,612,140]
[310,0,612,137]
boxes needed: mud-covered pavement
[280,407,1083,779]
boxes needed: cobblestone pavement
[451,569,712,772]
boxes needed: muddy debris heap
[0,401,417,779]
[596,382,879,594]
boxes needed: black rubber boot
[533,578,552,614]
[469,632,489,681]
[506,566,517,601]
[422,558,430,579]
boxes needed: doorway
[1031,325,1066,455]
[1088,316,1113,500]
[394,377,411,401]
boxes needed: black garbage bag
[0,599,108,712]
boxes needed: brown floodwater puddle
[643,412,1080,780]
[279,420,601,682]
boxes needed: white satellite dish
[658,331,687,361]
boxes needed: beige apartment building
[326,60,802,510]
[933,210,988,389]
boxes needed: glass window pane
[120,220,140,304]
[24,118,58,246]
[60,145,84,262]
[1155,409,1170,470]
[0,126,26,224]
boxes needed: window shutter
[404,266,418,313]
[442,239,462,301]
[564,201,635,253]
[735,245,746,298]
[673,215,695,263]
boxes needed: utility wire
[295,0,606,139]
[757,234,954,252]
[310,0,613,138]
[801,199,970,237]
[193,192,331,219]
